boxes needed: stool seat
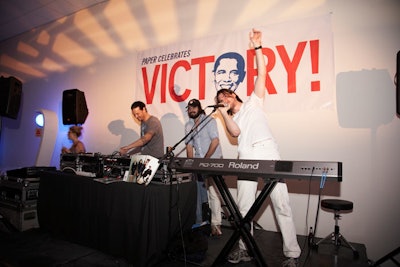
[314,198,359,259]
[321,199,353,211]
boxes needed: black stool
[315,199,359,258]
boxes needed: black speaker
[0,76,22,119]
[397,50,399,116]
[62,89,89,125]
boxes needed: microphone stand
[159,107,219,263]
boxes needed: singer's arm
[250,28,266,99]
[219,108,241,137]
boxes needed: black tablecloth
[37,171,196,267]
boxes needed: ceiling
[0,0,108,43]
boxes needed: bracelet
[254,45,262,50]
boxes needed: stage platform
[0,222,370,267]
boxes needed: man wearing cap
[185,98,223,236]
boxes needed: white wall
[1,0,399,263]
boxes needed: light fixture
[35,112,44,127]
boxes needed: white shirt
[233,92,280,160]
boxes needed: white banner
[135,14,334,116]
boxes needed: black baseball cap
[186,99,201,108]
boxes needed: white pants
[237,139,301,258]
[207,178,222,226]
[237,180,301,258]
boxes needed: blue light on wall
[35,113,44,127]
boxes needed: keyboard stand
[211,175,278,267]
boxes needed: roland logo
[228,161,259,170]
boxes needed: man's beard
[188,111,200,119]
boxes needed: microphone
[207,103,226,108]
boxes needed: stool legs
[315,210,359,258]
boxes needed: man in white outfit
[216,28,301,267]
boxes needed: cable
[61,166,77,174]
[313,170,327,238]
[300,168,328,267]
[175,180,188,267]
[165,169,188,266]
[300,167,315,267]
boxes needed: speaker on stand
[62,89,89,125]
[0,76,22,120]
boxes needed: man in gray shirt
[120,101,164,158]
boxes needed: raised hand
[249,28,262,48]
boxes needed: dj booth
[37,170,196,267]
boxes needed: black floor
[0,218,370,267]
